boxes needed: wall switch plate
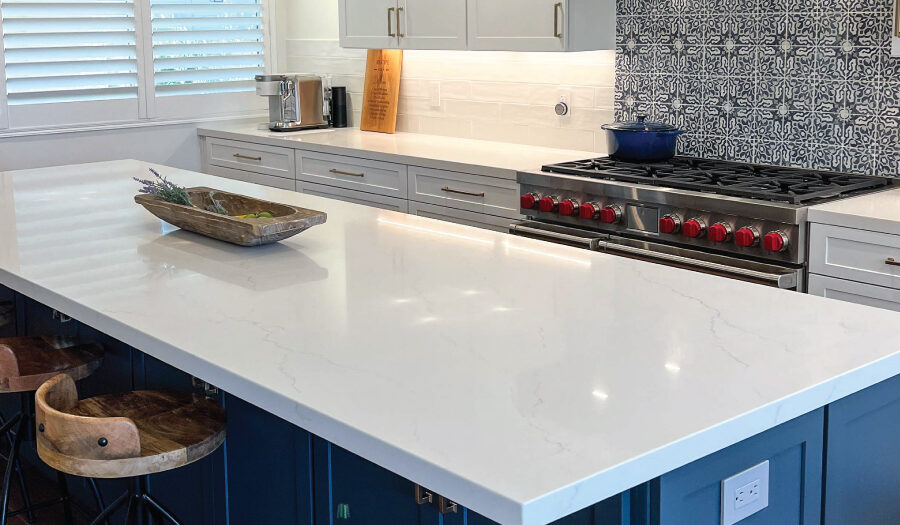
[721,460,769,525]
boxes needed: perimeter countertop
[3,160,900,525]
[197,123,598,179]
[809,186,900,233]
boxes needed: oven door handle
[602,242,798,289]
[509,223,603,250]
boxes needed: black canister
[331,86,348,128]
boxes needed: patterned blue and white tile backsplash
[615,0,900,175]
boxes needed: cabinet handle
[414,485,433,505]
[396,7,404,38]
[553,2,563,38]
[886,257,900,267]
[438,495,458,514]
[329,168,365,178]
[441,186,485,197]
[388,7,396,37]
[233,153,262,161]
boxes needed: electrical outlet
[721,460,769,525]
[557,89,572,118]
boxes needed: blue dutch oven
[601,115,685,162]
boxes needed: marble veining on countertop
[2,160,900,524]
[197,122,598,179]
[809,186,900,234]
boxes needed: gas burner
[542,157,890,204]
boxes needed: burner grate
[541,157,890,204]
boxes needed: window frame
[0,0,274,135]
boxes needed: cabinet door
[467,0,565,51]
[399,0,467,50]
[313,438,422,524]
[339,0,399,49]
[808,274,900,312]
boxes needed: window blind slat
[149,0,263,97]
[1,0,138,105]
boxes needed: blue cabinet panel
[313,437,422,525]
[824,374,900,524]
[0,286,15,337]
[655,408,823,525]
[224,393,314,525]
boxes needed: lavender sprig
[134,168,193,207]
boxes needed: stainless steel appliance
[514,157,894,291]
[255,74,327,132]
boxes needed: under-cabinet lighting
[378,218,495,246]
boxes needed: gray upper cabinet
[338,0,614,51]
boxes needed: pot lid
[602,115,679,132]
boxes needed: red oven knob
[559,199,579,216]
[708,223,732,243]
[735,227,760,247]
[763,231,789,253]
[520,193,540,210]
[538,196,559,213]
[682,218,706,239]
[659,214,682,234]
[579,202,600,220]
[599,205,623,224]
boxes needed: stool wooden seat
[0,336,103,393]
[35,374,226,480]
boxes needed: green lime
[258,212,273,218]
[245,213,258,219]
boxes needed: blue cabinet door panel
[656,408,823,525]
[224,393,314,525]
[824,374,900,524]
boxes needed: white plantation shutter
[150,0,265,96]
[0,0,140,127]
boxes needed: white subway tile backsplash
[286,40,615,151]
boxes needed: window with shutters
[0,0,269,130]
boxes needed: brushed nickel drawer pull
[441,186,485,197]
[388,7,396,37]
[233,153,262,161]
[414,485,432,505]
[397,7,404,37]
[886,257,900,267]
[553,2,563,38]
[329,168,365,177]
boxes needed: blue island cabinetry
[2,289,900,525]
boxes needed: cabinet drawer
[205,165,295,191]
[297,151,407,199]
[810,223,900,289]
[809,274,900,312]
[296,180,408,213]
[408,202,514,233]
[408,166,520,218]
[206,138,294,179]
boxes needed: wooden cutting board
[360,49,403,134]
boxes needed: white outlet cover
[721,460,769,525]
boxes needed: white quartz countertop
[809,186,900,233]
[197,122,597,179]
[3,160,900,525]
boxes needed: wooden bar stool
[0,336,104,525]
[35,374,226,525]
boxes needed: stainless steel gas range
[513,157,894,291]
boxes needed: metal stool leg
[142,494,182,525]
[56,471,74,525]
[89,478,111,525]
[0,414,24,525]
[89,490,129,525]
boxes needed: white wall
[277,0,616,152]
[0,122,214,172]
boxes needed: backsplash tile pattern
[615,0,900,175]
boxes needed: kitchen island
[2,160,900,524]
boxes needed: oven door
[509,221,803,290]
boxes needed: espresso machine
[255,74,328,132]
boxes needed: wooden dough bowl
[36,374,226,479]
[135,187,327,247]
[0,336,103,393]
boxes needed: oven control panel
[519,189,802,264]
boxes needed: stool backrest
[35,374,141,461]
